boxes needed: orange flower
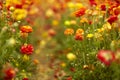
[20,32,28,38]
[20,25,33,33]
[76,28,84,35]
[33,59,39,64]
[74,7,86,17]
[64,28,74,35]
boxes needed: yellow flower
[23,55,29,61]
[80,18,88,23]
[46,9,54,17]
[70,20,76,25]
[64,20,71,26]
[52,20,59,26]
[67,2,75,8]
[102,22,112,31]
[87,34,93,38]
[94,33,103,40]
[75,3,83,9]
[12,9,27,20]
[9,6,15,11]
[61,62,66,67]
[97,28,105,33]
[67,53,76,61]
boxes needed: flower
[67,53,76,61]
[12,9,27,20]
[20,44,34,55]
[64,28,74,35]
[64,20,71,26]
[80,18,88,23]
[86,34,93,38]
[20,32,28,38]
[97,50,115,66]
[20,25,33,33]
[33,59,39,64]
[76,28,84,35]
[113,6,120,15]
[48,29,56,37]
[23,78,29,80]
[100,4,106,11]
[4,68,16,79]
[107,15,118,24]
[66,76,72,80]
[75,33,84,41]
[74,7,86,17]
[89,0,97,6]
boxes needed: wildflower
[33,59,39,64]
[75,33,84,41]
[12,9,27,20]
[97,50,115,66]
[64,28,74,35]
[4,68,16,79]
[45,9,54,17]
[61,62,66,67]
[20,32,28,38]
[107,15,118,24]
[20,44,34,55]
[20,25,33,33]
[67,53,76,61]
[66,76,72,80]
[48,29,56,37]
[23,78,29,80]
[76,28,84,35]
[86,34,93,38]
[74,7,86,17]
[23,55,29,61]
[83,65,89,69]
[113,6,120,15]
[80,18,88,23]
[100,4,106,11]
[52,20,59,26]
[67,2,74,8]
[102,22,112,31]
[64,20,71,26]
[70,20,76,25]
[75,3,83,9]
[89,0,97,6]
[9,6,15,11]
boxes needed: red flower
[74,7,86,17]
[89,0,97,6]
[4,68,16,80]
[23,78,29,80]
[113,6,120,15]
[15,4,23,9]
[20,26,33,33]
[97,50,115,66]
[70,67,75,72]
[66,76,72,80]
[48,29,56,37]
[107,15,118,24]
[101,4,106,11]
[75,34,84,41]
[20,44,34,55]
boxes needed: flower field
[0,0,120,80]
